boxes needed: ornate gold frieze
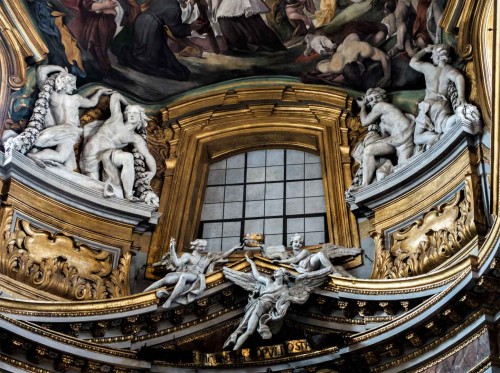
[191,340,310,367]
[372,177,479,279]
[0,208,130,300]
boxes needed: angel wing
[223,267,262,293]
[288,266,331,305]
[321,244,362,259]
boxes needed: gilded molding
[1,215,131,300]
[0,314,138,359]
[372,178,478,279]
[401,324,488,373]
[132,302,245,343]
[370,311,484,372]
[0,353,53,373]
[350,268,469,344]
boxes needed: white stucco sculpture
[409,44,482,150]
[354,87,415,187]
[145,238,242,309]
[80,92,159,206]
[271,233,361,277]
[4,65,112,170]
[222,255,331,350]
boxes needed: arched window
[199,150,327,251]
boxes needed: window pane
[245,219,264,234]
[227,154,245,168]
[223,221,241,237]
[207,170,225,185]
[226,168,244,184]
[200,150,328,249]
[247,151,265,167]
[266,166,284,181]
[266,149,284,166]
[205,186,225,203]
[225,185,244,202]
[247,184,265,200]
[247,167,265,183]
[305,180,325,197]
[286,164,304,180]
[245,201,264,218]
[286,150,304,164]
[265,183,284,199]
[203,222,222,238]
[265,199,283,216]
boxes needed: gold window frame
[147,85,360,277]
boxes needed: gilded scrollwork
[372,178,478,279]
[0,213,130,300]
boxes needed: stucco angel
[145,238,243,309]
[222,256,331,350]
[270,233,361,277]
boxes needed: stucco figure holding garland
[223,255,331,350]
[5,65,112,170]
[80,92,159,206]
[410,44,482,150]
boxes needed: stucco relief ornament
[223,256,331,350]
[410,44,482,150]
[145,238,243,309]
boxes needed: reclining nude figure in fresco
[269,233,360,277]
[355,87,415,186]
[5,65,112,170]
[315,33,391,88]
[409,44,481,150]
[223,256,331,350]
[144,238,243,309]
[80,92,159,206]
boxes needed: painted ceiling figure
[210,0,286,52]
[78,0,137,73]
[27,0,86,77]
[315,33,391,89]
[118,0,205,80]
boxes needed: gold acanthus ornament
[1,210,131,300]
[372,177,478,279]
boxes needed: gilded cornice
[0,292,158,319]
[374,316,490,372]
[0,315,142,360]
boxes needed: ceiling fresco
[11,0,449,115]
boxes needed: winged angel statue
[222,256,331,350]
